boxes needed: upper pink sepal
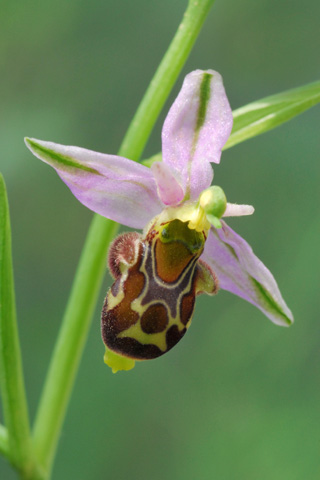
[25,138,163,229]
[201,222,293,326]
[161,70,233,200]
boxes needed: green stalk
[0,175,42,479]
[32,0,216,476]
[119,0,215,160]
[32,216,118,476]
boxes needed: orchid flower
[25,70,293,373]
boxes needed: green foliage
[0,175,42,478]
[224,80,320,149]
[0,425,9,457]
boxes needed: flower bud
[199,186,227,228]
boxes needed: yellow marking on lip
[106,283,125,310]
[117,321,168,352]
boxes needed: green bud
[199,186,227,219]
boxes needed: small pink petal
[162,70,233,200]
[25,138,163,229]
[151,161,184,206]
[201,223,293,326]
[223,203,255,217]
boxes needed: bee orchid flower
[25,70,293,373]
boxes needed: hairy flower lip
[25,69,293,327]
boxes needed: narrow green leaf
[0,424,9,457]
[0,174,34,474]
[224,80,320,149]
[142,80,320,164]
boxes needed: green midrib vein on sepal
[25,138,101,175]
[251,278,293,326]
[196,72,212,132]
[185,72,213,200]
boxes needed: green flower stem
[0,175,41,478]
[32,0,215,476]
[32,217,118,476]
[120,0,215,161]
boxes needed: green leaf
[141,80,320,163]
[224,80,320,149]
[0,174,33,473]
[0,424,9,457]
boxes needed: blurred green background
[1,1,320,479]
